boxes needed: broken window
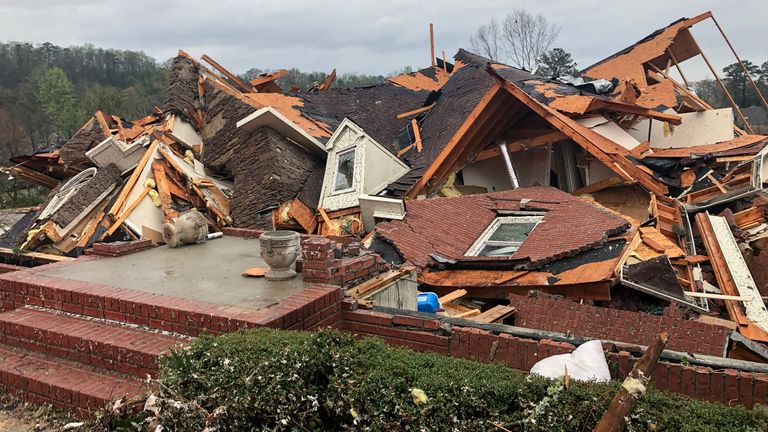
[466,216,542,257]
[333,148,356,192]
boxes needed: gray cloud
[0,0,765,80]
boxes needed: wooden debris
[242,267,268,278]
[472,305,516,323]
[594,332,669,432]
[438,289,467,305]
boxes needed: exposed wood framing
[696,212,768,342]
[406,82,502,199]
[395,104,434,119]
[317,69,336,91]
[201,54,254,93]
[151,159,178,222]
[107,139,159,219]
[487,66,669,196]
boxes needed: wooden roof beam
[249,69,288,87]
[201,54,254,93]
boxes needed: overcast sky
[1,0,766,80]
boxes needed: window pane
[334,150,355,191]
[479,244,520,256]
[488,222,538,242]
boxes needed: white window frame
[465,215,543,257]
[331,147,357,194]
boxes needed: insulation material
[576,115,641,150]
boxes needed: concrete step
[0,307,185,378]
[0,345,148,418]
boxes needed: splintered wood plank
[108,139,159,219]
[102,187,151,239]
[287,198,318,234]
[152,160,178,222]
[438,289,467,305]
[472,305,516,323]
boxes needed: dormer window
[333,148,356,193]
[466,215,543,257]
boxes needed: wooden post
[442,50,447,73]
[686,33,754,134]
[429,23,436,68]
[665,48,690,88]
[594,332,670,432]
[710,15,768,113]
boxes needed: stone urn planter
[260,230,301,281]
[163,209,209,248]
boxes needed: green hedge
[150,329,768,432]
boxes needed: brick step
[0,270,341,336]
[0,307,185,378]
[0,345,148,418]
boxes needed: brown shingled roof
[375,186,630,268]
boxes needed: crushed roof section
[376,187,629,268]
[299,83,430,153]
[582,12,711,84]
[387,54,497,195]
[388,65,452,92]
[59,115,110,166]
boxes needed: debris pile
[4,11,768,365]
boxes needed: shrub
[150,329,768,431]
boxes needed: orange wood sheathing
[207,79,332,140]
[388,67,451,92]
[583,12,712,84]
[647,134,768,158]
[635,81,678,109]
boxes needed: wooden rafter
[201,54,253,93]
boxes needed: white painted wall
[319,119,409,212]
[625,108,734,149]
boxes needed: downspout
[498,140,520,189]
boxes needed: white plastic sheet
[529,340,611,382]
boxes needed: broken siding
[50,164,121,227]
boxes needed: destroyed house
[3,11,768,416]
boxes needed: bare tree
[470,9,561,72]
[469,18,501,62]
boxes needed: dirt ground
[0,411,38,431]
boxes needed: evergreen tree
[536,48,577,79]
[723,60,760,107]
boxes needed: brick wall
[339,301,768,409]
[509,293,729,357]
[0,263,23,274]
[301,237,387,287]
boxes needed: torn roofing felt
[375,186,629,268]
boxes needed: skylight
[466,215,543,257]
